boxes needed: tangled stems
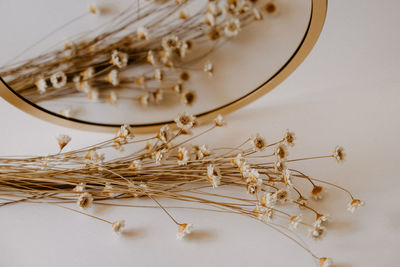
[0,113,363,266]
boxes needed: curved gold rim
[0,0,327,134]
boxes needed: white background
[1,0,399,266]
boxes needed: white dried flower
[116,124,134,141]
[35,77,47,94]
[176,223,193,240]
[257,206,274,222]
[203,60,214,77]
[103,182,117,197]
[177,147,189,166]
[111,50,128,69]
[224,18,241,37]
[276,189,289,203]
[347,199,364,213]
[334,146,346,162]
[89,3,100,15]
[175,112,197,132]
[108,91,118,105]
[274,159,286,172]
[207,2,220,15]
[137,27,149,40]
[77,192,93,209]
[181,91,196,106]
[87,89,99,102]
[77,80,92,93]
[82,67,94,80]
[73,182,86,193]
[314,214,329,227]
[112,220,125,233]
[106,69,119,86]
[60,107,71,118]
[252,134,267,151]
[253,8,263,20]
[246,168,260,184]
[50,71,67,89]
[146,50,156,65]
[284,130,296,146]
[319,257,333,267]
[128,160,142,171]
[232,153,244,168]
[136,74,146,87]
[154,69,164,81]
[289,215,302,230]
[173,83,184,94]
[239,161,250,176]
[162,35,180,52]
[56,134,71,151]
[204,13,216,26]
[311,185,324,200]
[196,144,211,160]
[153,149,167,165]
[310,225,326,240]
[275,144,288,159]
[154,88,163,103]
[214,114,225,127]
[139,93,150,106]
[179,40,190,58]
[283,169,293,186]
[207,164,221,188]
[157,125,172,144]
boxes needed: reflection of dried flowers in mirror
[0,0,281,116]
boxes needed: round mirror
[0,0,326,132]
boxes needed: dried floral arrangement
[0,113,363,267]
[0,0,277,116]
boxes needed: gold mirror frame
[0,0,327,133]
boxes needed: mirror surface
[0,0,314,127]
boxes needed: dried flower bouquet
[0,113,363,266]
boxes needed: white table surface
[1,0,399,266]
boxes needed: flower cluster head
[252,134,267,151]
[275,144,288,160]
[35,77,47,94]
[177,223,193,240]
[311,185,324,200]
[157,125,173,144]
[111,50,129,69]
[319,257,333,267]
[224,18,241,37]
[56,134,71,151]
[289,215,302,230]
[284,130,296,146]
[347,199,364,213]
[112,220,125,233]
[175,112,197,133]
[137,27,149,40]
[310,225,326,240]
[116,124,134,143]
[207,164,221,188]
[214,114,225,127]
[177,147,189,165]
[77,192,93,209]
[128,160,142,171]
[334,146,346,162]
[196,144,211,160]
[50,71,67,89]
[106,69,120,86]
